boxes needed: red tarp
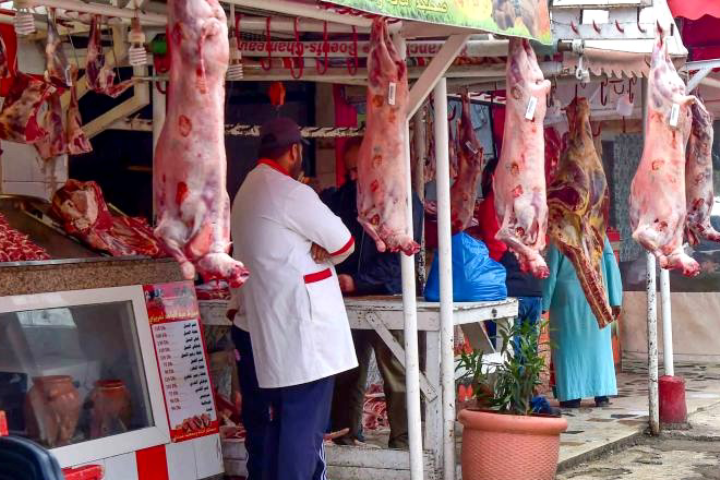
[668,0,720,22]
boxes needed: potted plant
[456,320,568,480]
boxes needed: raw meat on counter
[154,0,249,286]
[547,98,613,328]
[629,38,699,276]
[86,15,133,98]
[685,99,720,245]
[0,213,50,262]
[450,94,484,233]
[493,38,551,278]
[357,19,419,255]
[52,180,165,258]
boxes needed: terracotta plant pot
[89,379,132,438]
[25,375,82,447]
[458,408,568,480]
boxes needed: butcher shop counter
[199,294,519,480]
[0,258,226,480]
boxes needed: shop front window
[0,301,155,449]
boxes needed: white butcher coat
[230,160,358,389]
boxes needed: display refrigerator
[0,279,224,480]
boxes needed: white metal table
[198,296,519,479]
[329,296,518,480]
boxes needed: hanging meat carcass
[450,94,484,234]
[357,19,419,255]
[0,33,9,79]
[35,13,70,160]
[0,73,54,144]
[544,126,563,184]
[154,0,249,286]
[44,10,71,88]
[685,99,720,245]
[66,67,93,155]
[35,93,66,160]
[629,38,699,276]
[547,98,613,328]
[493,38,551,278]
[86,15,133,98]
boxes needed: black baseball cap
[259,117,309,150]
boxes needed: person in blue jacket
[322,137,422,449]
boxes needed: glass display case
[0,286,170,467]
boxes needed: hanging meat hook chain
[288,17,304,80]
[260,16,273,71]
[315,20,329,75]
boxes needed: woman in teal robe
[542,236,623,408]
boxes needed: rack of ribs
[356,18,419,255]
[685,99,720,245]
[154,0,248,287]
[450,94,484,234]
[493,38,551,278]
[547,98,613,328]
[629,37,699,276]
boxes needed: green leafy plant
[456,319,551,416]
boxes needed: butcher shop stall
[0,0,710,479]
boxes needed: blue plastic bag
[424,232,507,302]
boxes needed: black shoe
[559,399,581,409]
[594,396,610,408]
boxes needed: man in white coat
[231,117,357,480]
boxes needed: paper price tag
[388,82,397,106]
[669,103,680,128]
[525,96,538,120]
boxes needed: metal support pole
[647,253,660,435]
[660,269,674,376]
[433,78,456,480]
[396,34,425,480]
[642,77,660,435]
[151,79,166,220]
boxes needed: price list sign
[144,281,219,442]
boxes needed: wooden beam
[407,34,470,119]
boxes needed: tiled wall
[613,133,644,262]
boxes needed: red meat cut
[450,94,484,234]
[154,0,249,286]
[52,180,165,258]
[86,15,133,98]
[357,19,419,255]
[0,213,50,262]
[493,38,551,278]
[685,99,720,245]
[630,38,699,276]
[547,98,613,328]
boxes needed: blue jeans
[513,296,543,353]
[487,296,542,349]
